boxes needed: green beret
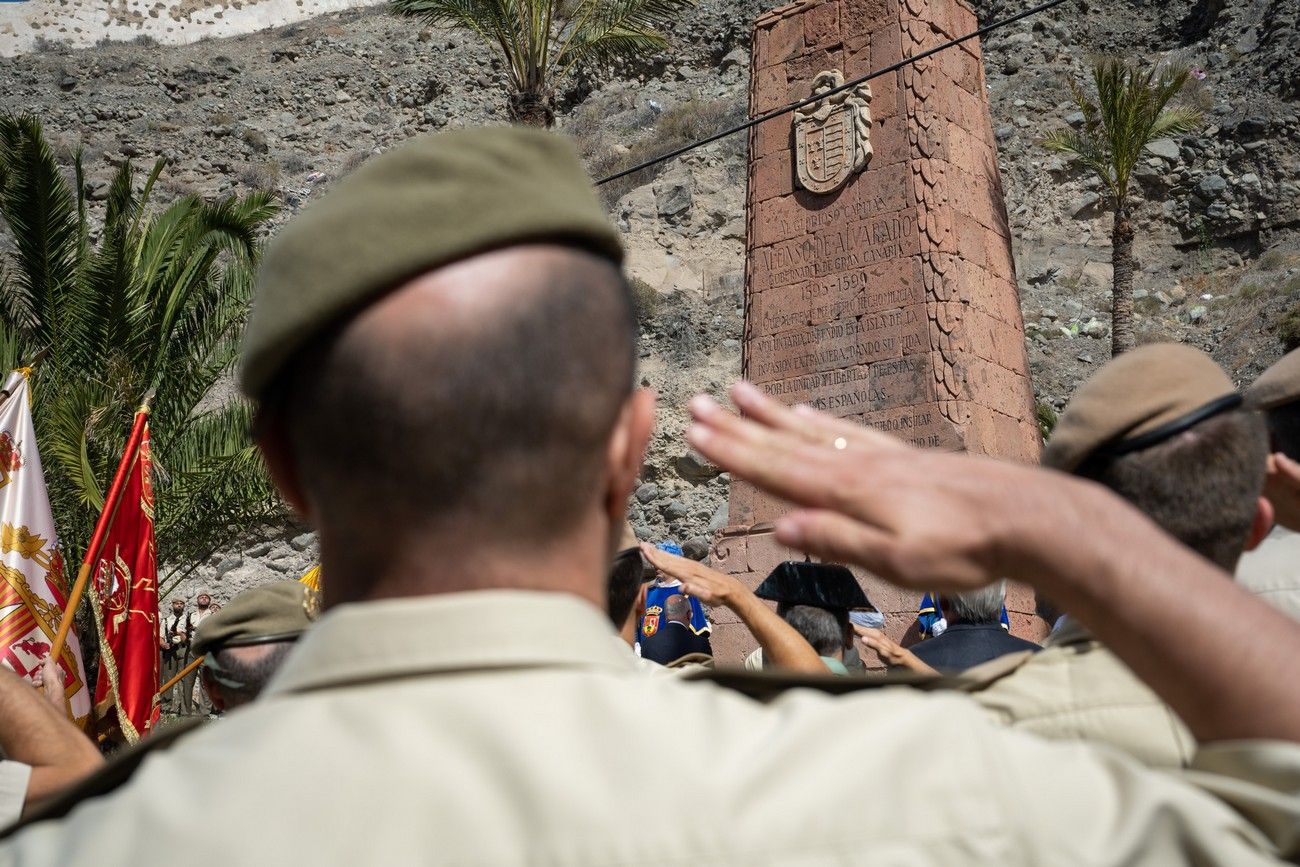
[239,126,624,399]
[1044,343,1242,473]
[192,580,318,656]
[1247,348,1300,410]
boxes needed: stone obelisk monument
[710,0,1040,662]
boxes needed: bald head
[266,244,637,599]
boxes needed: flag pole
[155,654,204,699]
[49,391,155,662]
[0,349,49,404]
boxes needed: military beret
[239,126,624,399]
[192,581,317,656]
[755,561,874,611]
[1043,343,1242,473]
[1246,348,1300,410]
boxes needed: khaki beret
[1246,348,1300,410]
[192,581,317,656]
[239,127,624,399]
[1043,343,1242,473]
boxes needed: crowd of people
[159,592,221,716]
[0,125,1297,863]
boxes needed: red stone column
[713,0,1042,664]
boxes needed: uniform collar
[265,590,633,696]
[942,621,1004,632]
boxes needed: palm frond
[556,0,688,72]
[0,114,80,343]
[0,117,278,571]
[155,402,281,568]
[39,376,114,516]
[0,319,36,374]
[392,0,521,81]
[1044,57,1205,206]
[393,0,688,120]
[1149,105,1204,140]
[561,28,669,70]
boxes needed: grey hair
[948,582,1005,625]
[781,605,851,656]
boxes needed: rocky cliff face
[1,0,1298,603]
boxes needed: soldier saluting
[7,127,1300,865]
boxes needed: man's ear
[627,583,649,637]
[604,387,656,529]
[1246,495,1275,551]
[256,414,313,521]
[1263,452,1300,532]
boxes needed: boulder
[1145,139,1180,161]
[654,179,693,219]
[1197,175,1228,198]
[673,451,719,483]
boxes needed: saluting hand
[853,625,937,676]
[640,543,743,607]
[685,381,1078,593]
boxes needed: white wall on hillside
[0,0,382,57]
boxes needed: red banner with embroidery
[89,409,159,742]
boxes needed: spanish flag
[0,370,91,726]
[87,405,160,743]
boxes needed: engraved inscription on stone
[749,259,925,337]
[794,70,873,195]
[755,355,937,417]
[863,403,964,451]
[759,367,875,414]
[868,355,933,410]
[755,212,917,293]
[747,306,929,383]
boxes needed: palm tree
[391,0,694,127]
[1043,58,1205,355]
[0,113,282,590]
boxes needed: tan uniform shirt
[0,763,28,829]
[189,607,217,632]
[966,616,1196,768]
[5,591,1299,865]
[967,616,1196,764]
[1236,527,1300,622]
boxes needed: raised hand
[685,381,1082,592]
[640,543,743,607]
[853,625,937,676]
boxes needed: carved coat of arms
[794,70,873,195]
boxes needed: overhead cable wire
[596,0,1072,185]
